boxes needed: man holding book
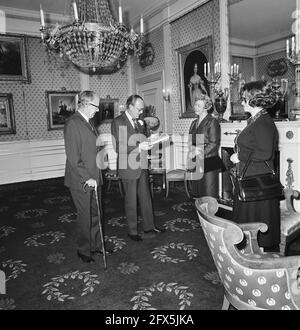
[111,95,165,241]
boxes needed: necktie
[89,119,98,135]
[132,119,140,133]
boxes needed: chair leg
[149,175,154,198]
[118,180,124,197]
[165,180,169,198]
[280,236,287,256]
[107,180,112,192]
[222,295,230,310]
[184,180,190,199]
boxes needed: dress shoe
[128,234,143,241]
[77,251,95,264]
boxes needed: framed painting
[176,36,213,118]
[46,91,79,130]
[0,93,16,135]
[94,97,119,125]
[0,34,30,82]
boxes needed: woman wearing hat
[230,80,281,252]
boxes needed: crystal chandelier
[40,0,145,73]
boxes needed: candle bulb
[118,3,123,24]
[207,62,210,75]
[140,15,144,34]
[236,64,239,74]
[231,65,233,75]
[40,4,45,27]
[73,1,78,21]
[292,36,295,52]
[214,63,217,74]
[287,39,289,56]
[204,63,207,76]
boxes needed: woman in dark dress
[230,80,280,252]
[187,94,222,198]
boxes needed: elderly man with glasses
[64,90,111,264]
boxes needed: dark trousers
[70,188,103,256]
[233,187,280,248]
[191,170,219,198]
[122,170,155,235]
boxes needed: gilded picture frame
[0,34,30,82]
[46,91,79,130]
[0,93,16,135]
[94,97,119,125]
[176,36,213,118]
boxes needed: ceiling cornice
[228,0,244,6]
[0,5,70,23]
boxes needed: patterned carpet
[0,178,299,310]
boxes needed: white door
[136,79,165,132]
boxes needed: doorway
[136,73,165,132]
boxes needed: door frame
[135,71,166,132]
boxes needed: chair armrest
[239,222,268,235]
[239,222,268,254]
[285,189,300,213]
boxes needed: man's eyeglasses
[89,103,100,109]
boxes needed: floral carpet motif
[1,178,299,310]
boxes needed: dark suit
[111,112,155,235]
[64,112,103,256]
[233,111,280,248]
[188,114,221,197]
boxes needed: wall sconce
[162,89,170,102]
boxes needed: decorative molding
[228,0,244,5]
[169,0,210,23]
[0,139,66,184]
[135,71,162,85]
[163,22,173,133]
[219,0,230,120]
[0,6,70,23]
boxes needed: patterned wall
[89,69,129,134]
[0,2,221,141]
[170,0,221,134]
[133,26,165,80]
[256,51,295,82]
[0,37,81,142]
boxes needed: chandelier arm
[40,0,145,71]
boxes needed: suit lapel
[196,115,211,134]
[75,112,97,136]
[121,112,136,134]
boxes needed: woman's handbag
[236,153,284,202]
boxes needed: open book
[148,133,170,146]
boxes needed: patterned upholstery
[195,196,300,310]
[280,189,300,255]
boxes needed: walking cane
[83,182,107,270]
[94,185,107,270]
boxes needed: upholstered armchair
[195,196,300,310]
